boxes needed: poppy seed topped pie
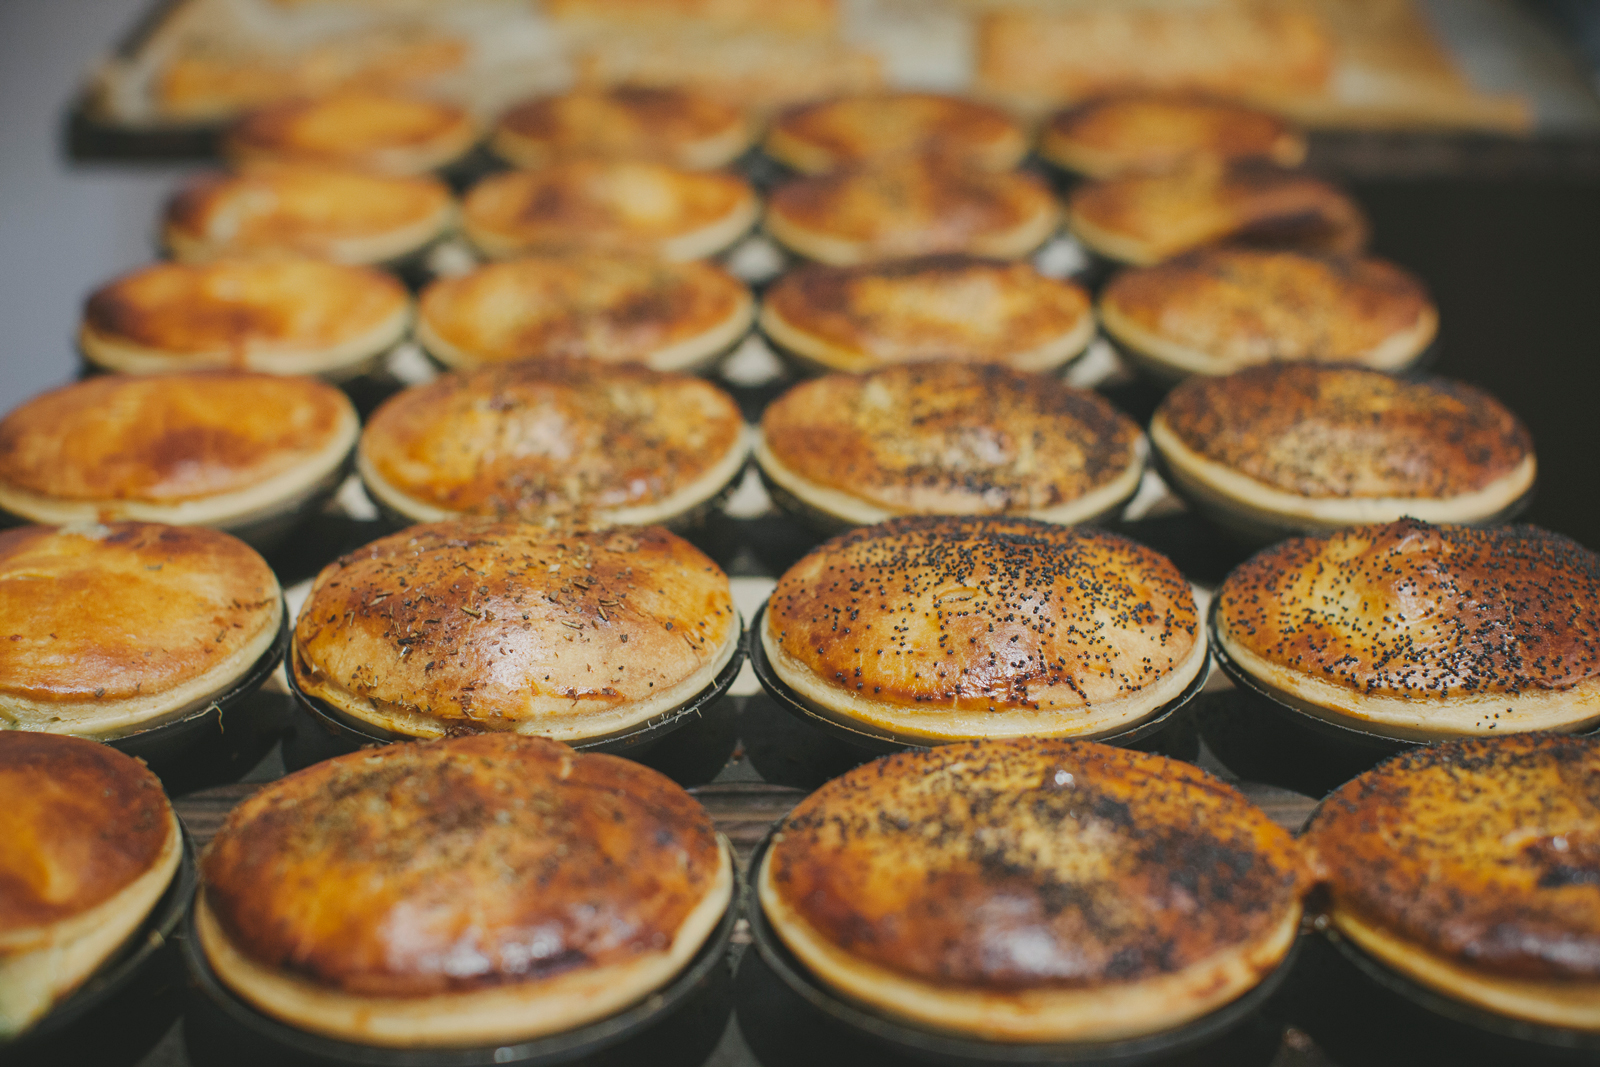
[756,363,1145,528]
[0,523,282,738]
[292,521,739,741]
[223,91,479,177]
[763,516,1205,744]
[760,739,1311,1041]
[1214,519,1600,740]
[0,734,182,1038]
[358,359,747,527]
[491,86,752,171]
[1099,248,1436,381]
[759,255,1094,374]
[462,160,758,261]
[1068,163,1368,267]
[163,167,456,266]
[765,155,1060,266]
[1151,364,1534,533]
[764,92,1029,175]
[197,734,733,1045]
[1039,96,1306,179]
[416,255,752,372]
[0,372,358,533]
[1304,734,1600,1030]
[80,259,411,380]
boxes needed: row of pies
[75,244,1440,383]
[6,729,1596,1047]
[0,357,1531,544]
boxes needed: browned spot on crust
[769,93,1025,170]
[1216,520,1600,700]
[0,523,278,703]
[762,363,1139,513]
[1305,733,1600,981]
[1157,364,1530,499]
[292,520,735,729]
[0,734,173,933]
[224,91,474,171]
[1102,248,1429,365]
[0,372,352,503]
[361,358,742,518]
[770,739,1310,988]
[768,516,1198,711]
[495,87,744,164]
[201,734,722,995]
[1042,95,1303,176]
[763,255,1089,369]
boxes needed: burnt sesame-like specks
[761,363,1141,514]
[202,734,722,995]
[1157,364,1530,499]
[1216,519,1600,700]
[768,738,1310,988]
[1305,733,1600,981]
[767,515,1198,711]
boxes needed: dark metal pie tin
[282,619,746,784]
[740,828,1298,1067]
[0,828,197,1067]
[746,600,1207,777]
[181,861,741,1067]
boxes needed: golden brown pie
[759,255,1094,374]
[0,523,281,738]
[0,372,358,532]
[1098,248,1434,379]
[764,92,1029,175]
[760,739,1311,1041]
[1039,95,1306,179]
[359,358,747,527]
[491,86,752,171]
[1214,519,1600,740]
[163,167,456,266]
[765,155,1060,265]
[222,91,479,177]
[1151,363,1533,532]
[756,363,1145,527]
[762,515,1205,743]
[461,160,758,261]
[198,734,733,1045]
[1304,734,1600,1030]
[416,255,752,372]
[291,522,739,741]
[0,734,181,1038]
[80,258,411,380]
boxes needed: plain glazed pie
[1304,734,1600,1030]
[358,359,747,527]
[291,521,739,741]
[0,372,358,533]
[163,167,456,266]
[759,739,1311,1041]
[1098,248,1436,381]
[222,91,480,177]
[197,734,733,1046]
[0,523,282,739]
[1067,163,1368,267]
[1039,95,1307,179]
[765,155,1060,266]
[491,86,752,171]
[1151,364,1534,534]
[764,92,1029,175]
[1214,519,1600,740]
[756,363,1145,528]
[0,734,182,1038]
[461,160,759,261]
[79,259,411,380]
[762,515,1205,744]
[416,255,752,372]
[759,255,1094,374]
